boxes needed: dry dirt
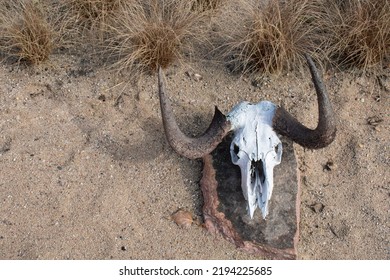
[0,53,388,259]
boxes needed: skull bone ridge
[227,101,282,219]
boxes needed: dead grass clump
[106,0,211,74]
[0,1,54,64]
[321,0,390,69]
[217,0,325,75]
[60,0,122,34]
[193,0,226,12]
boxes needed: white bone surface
[227,101,282,219]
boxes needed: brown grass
[193,0,226,12]
[0,1,55,64]
[321,0,390,69]
[0,0,388,72]
[105,0,212,74]
[58,0,123,36]
[216,0,325,75]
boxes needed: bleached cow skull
[157,54,336,219]
[228,101,282,218]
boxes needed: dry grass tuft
[0,0,388,72]
[193,0,226,12]
[217,0,325,75]
[105,0,211,74]
[59,0,122,35]
[321,0,390,69]
[0,1,55,64]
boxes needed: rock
[185,71,202,82]
[310,203,324,213]
[201,136,300,259]
[324,160,336,171]
[171,209,193,229]
[193,73,202,82]
[367,116,384,127]
[98,94,106,102]
[328,221,350,239]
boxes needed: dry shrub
[193,0,226,11]
[321,0,390,69]
[217,0,325,75]
[41,0,135,59]
[59,0,123,35]
[0,1,54,64]
[106,0,211,74]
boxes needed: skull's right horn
[272,54,336,149]
[158,67,232,159]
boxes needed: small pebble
[310,203,324,213]
[367,116,383,127]
[193,73,202,81]
[324,160,336,171]
[185,71,202,82]
[171,209,193,229]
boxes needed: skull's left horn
[272,54,336,149]
[158,67,232,159]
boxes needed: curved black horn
[158,67,232,159]
[272,54,336,149]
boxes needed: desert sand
[0,53,388,259]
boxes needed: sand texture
[0,55,388,259]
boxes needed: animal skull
[227,101,282,218]
[157,54,336,220]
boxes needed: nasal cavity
[251,160,265,184]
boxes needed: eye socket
[233,144,240,156]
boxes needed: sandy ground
[0,53,388,260]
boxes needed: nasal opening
[250,159,265,184]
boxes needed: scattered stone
[329,225,339,237]
[367,116,383,127]
[310,203,324,213]
[328,222,350,239]
[120,246,127,251]
[171,209,193,229]
[185,71,202,81]
[193,73,202,82]
[324,160,336,171]
[98,94,106,102]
